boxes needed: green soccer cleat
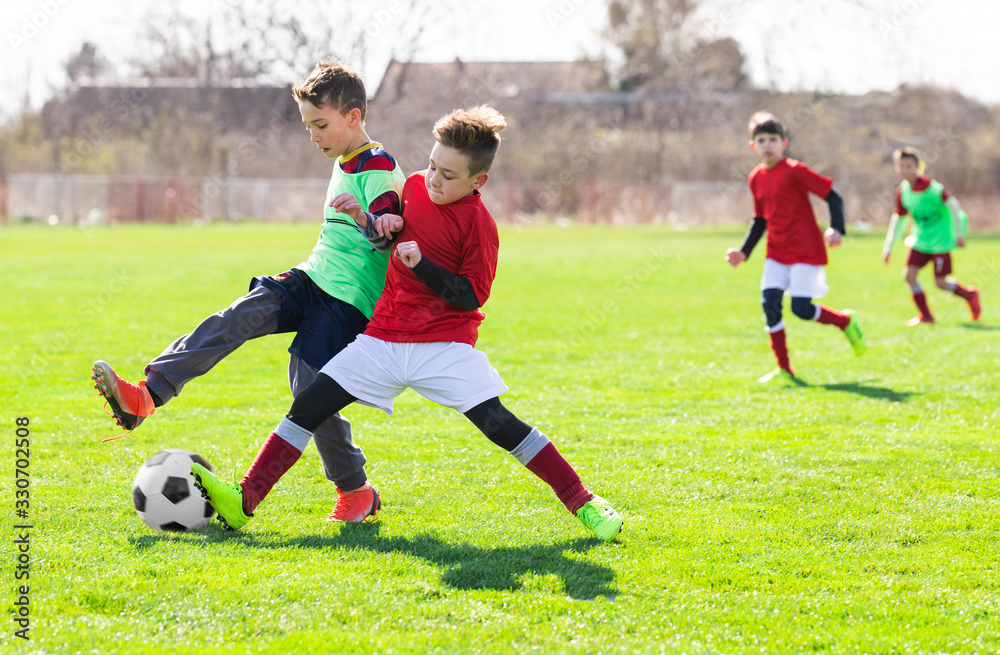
[758,368,796,384]
[576,495,623,542]
[843,310,866,356]
[191,463,253,531]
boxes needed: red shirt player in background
[725,112,866,383]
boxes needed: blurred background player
[91,58,406,518]
[191,106,624,542]
[881,146,981,325]
[725,111,865,383]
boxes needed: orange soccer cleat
[92,360,155,430]
[326,483,381,522]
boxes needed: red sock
[768,328,793,375]
[816,306,850,330]
[912,291,933,319]
[239,432,303,515]
[951,282,974,301]
[525,443,593,515]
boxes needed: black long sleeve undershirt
[826,188,845,235]
[411,256,481,311]
[739,216,767,258]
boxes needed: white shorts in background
[760,259,829,298]
[319,335,509,415]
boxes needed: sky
[2,0,999,122]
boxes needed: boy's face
[298,100,364,159]
[749,132,788,168]
[894,157,920,184]
[425,142,487,205]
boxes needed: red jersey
[894,175,951,215]
[748,157,833,266]
[363,172,499,346]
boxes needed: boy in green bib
[92,58,406,521]
[881,147,980,325]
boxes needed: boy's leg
[908,283,935,325]
[936,274,981,321]
[790,297,866,356]
[761,288,793,377]
[288,355,368,491]
[904,258,934,325]
[145,284,283,403]
[92,284,283,430]
[464,398,623,542]
[192,372,363,530]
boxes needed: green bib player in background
[881,146,981,325]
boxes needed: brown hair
[292,57,367,119]
[432,105,507,175]
[893,146,921,166]
[748,111,785,139]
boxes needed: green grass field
[2,222,999,654]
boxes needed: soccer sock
[768,327,793,375]
[911,286,933,318]
[147,387,165,408]
[239,429,305,515]
[524,441,593,515]
[815,306,850,330]
[948,281,975,301]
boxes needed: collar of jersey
[340,141,382,163]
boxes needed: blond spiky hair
[432,105,507,175]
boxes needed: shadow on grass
[810,381,919,402]
[961,322,999,331]
[131,523,619,599]
[323,524,617,599]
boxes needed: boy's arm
[883,186,909,262]
[397,243,481,311]
[330,192,403,252]
[881,213,904,263]
[823,188,845,248]
[726,216,766,266]
[825,189,845,234]
[945,196,967,246]
[357,212,403,252]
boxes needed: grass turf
[1,222,998,653]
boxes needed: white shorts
[319,335,509,415]
[760,259,829,298]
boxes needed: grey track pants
[142,284,366,487]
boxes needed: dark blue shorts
[250,269,370,371]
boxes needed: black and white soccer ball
[132,449,215,532]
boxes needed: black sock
[148,387,165,408]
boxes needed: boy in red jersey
[881,146,980,325]
[192,106,624,542]
[725,112,865,383]
[91,58,406,518]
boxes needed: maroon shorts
[907,249,952,277]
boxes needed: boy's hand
[395,241,422,268]
[824,228,842,249]
[956,236,966,248]
[373,214,405,238]
[724,248,746,268]
[329,193,365,225]
[881,250,891,265]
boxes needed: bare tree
[604,0,699,91]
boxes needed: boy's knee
[934,276,950,289]
[790,296,816,320]
[760,288,783,327]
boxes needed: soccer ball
[132,449,215,532]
